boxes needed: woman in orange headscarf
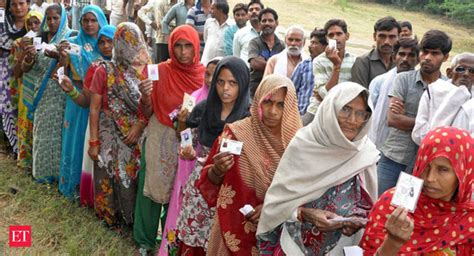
[133,24,205,253]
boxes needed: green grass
[0,154,137,255]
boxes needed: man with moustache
[263,25,307,78]
[291,28,327,115]
[351,16,400,88]
[247,7,284,98]
[368,38,419,150]
[377,30,451,195]
[301,19,355,125]
[222,3,248,56]
[233,0,263,66]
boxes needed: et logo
[9,226,32,247]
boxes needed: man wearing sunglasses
[377,30,451,196]
[412,52,474,146]
[434,53,474,135]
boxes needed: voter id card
[390,172,424,213]
[220,138,243,155]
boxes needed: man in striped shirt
[186,0,211,55]
[303,19,356,125]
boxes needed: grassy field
[0,154,137,255]
[1,0,472,254]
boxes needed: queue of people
[1,0,474,255]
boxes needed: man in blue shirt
[222,3,248,56]
[291,28,327,115]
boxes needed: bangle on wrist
[211,166,225,178]
[89,139,101,147]
[23,57,35,66]
[297,207,304,222]
[67,87,80,100]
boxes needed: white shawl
[256,82,380,254]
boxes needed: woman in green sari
[22,4,73,182]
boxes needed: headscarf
[112,22,147,67]
[68,5,108,80]
[229,74,302,199]
[24,10,43,31]
[1,0,28,50]
[23,4,71,119]
[197,56,250,147]
[361,126,474,255]
[151,24,205,128]
[257,82,379,249]
[196,75,301,256]
[97,24,116,60]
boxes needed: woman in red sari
[361,126,474,255]
[196,74,302,255]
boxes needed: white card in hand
[41,42,56,52]
[329,216,353,223]
[182,93,196,112]
[239,204,254,216]
[24,30,37,38]
[390,172,424,213]
[66,43,81,55]
[180,128,193,147]
[147,64,159,81]
[343,246,363,256]
[0,9,5,23]
[220,138,243,155]
[33,37,42,50]
[57,66,65,83]
[328,39,337,49]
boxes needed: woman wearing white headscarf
[257,82,379,255]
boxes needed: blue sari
[59,5,108,199]
[22,5,72,182]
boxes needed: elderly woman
[87,22,148,228]
[21,4,72,182]
[194,74,302,255]
[361,126,474,255]
[57,4,108,199]
[257,82,379,255]
[0,0,30,155]
[134,24,205,253]
[9,10,43,170]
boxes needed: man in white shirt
[424,53,474,135]
[31,0,49,15]
[200,0,234,65]
[263,25,307,78]
[232,0,262,66]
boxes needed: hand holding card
[239,204,255,217]
[390,172,424,213]
[66,43,81,55]
[220,138,243,155]
[180,128,193,147]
